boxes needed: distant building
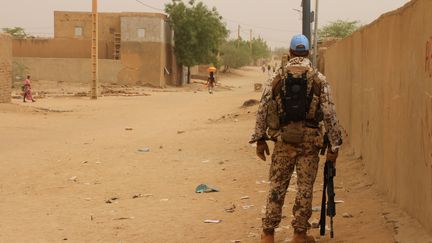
[0,34,12,103]
[12,11,181,87]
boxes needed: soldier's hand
[256,140,270,161]
[326,149,339,165]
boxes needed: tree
[251,37,271,63]
[219,38,271,71]
[220,40,252,71]
[318,20,360,39]
[2,27,28,39]
[165,0,228,83]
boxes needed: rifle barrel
[330,217,334,238]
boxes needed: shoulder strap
[311,70,322,97]
[271,74,283,98]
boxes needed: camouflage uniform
[278,54,290,76]
[251,57,342,233]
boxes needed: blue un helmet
[290,34,310,52]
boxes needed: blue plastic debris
[195,184,219,193]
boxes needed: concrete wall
[118,16,177,87]
[120,16,165,43]
[0,34,12,103]
[14,57,121,84]
[12,38,112,59]
[324,0,432,233]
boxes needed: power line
[229,30,290,46]
[134,0,164,12]
[224,17,298,33]
[228,26,290,45]
[133,0,296,34]
[131,0,293,47]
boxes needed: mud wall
[0,34,12,103]
[117,43,178,87]
[12,39,112,59]
[118,42,162,86]
[161,43,174,85]
[14,57,121,84]
[324,0,432,233]
[10,12,178,87]
[54,11,120,41]
[54,11,167,41]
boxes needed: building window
[74,27,83,37]
[137,28,145,38]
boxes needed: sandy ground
[1,67,431,243]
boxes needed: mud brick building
[12,11,181,87]
[0,34,12,103]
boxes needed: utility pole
[91,0,98,99]
[237,24,241,48]
[312,0,319,67]
[302,0,311,43]
[249,29,252,49]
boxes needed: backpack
[271,67,323,128]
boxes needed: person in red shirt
[22,75,36,102]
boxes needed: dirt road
[1,67,431,243]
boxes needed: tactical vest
[267,70,323,138]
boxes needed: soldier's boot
[261,229,275,243]
[290,231,315,243]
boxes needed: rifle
[319,134,336,238]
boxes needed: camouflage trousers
[262,127,321,233]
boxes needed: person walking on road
[250,34,342,243]
[22,75,36,102]
[267,64,272,75]
[207,71,216,94]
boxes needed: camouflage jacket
[251,57,342,151]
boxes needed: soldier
[250,34,342,243]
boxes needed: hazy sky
[0,0,410,48]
